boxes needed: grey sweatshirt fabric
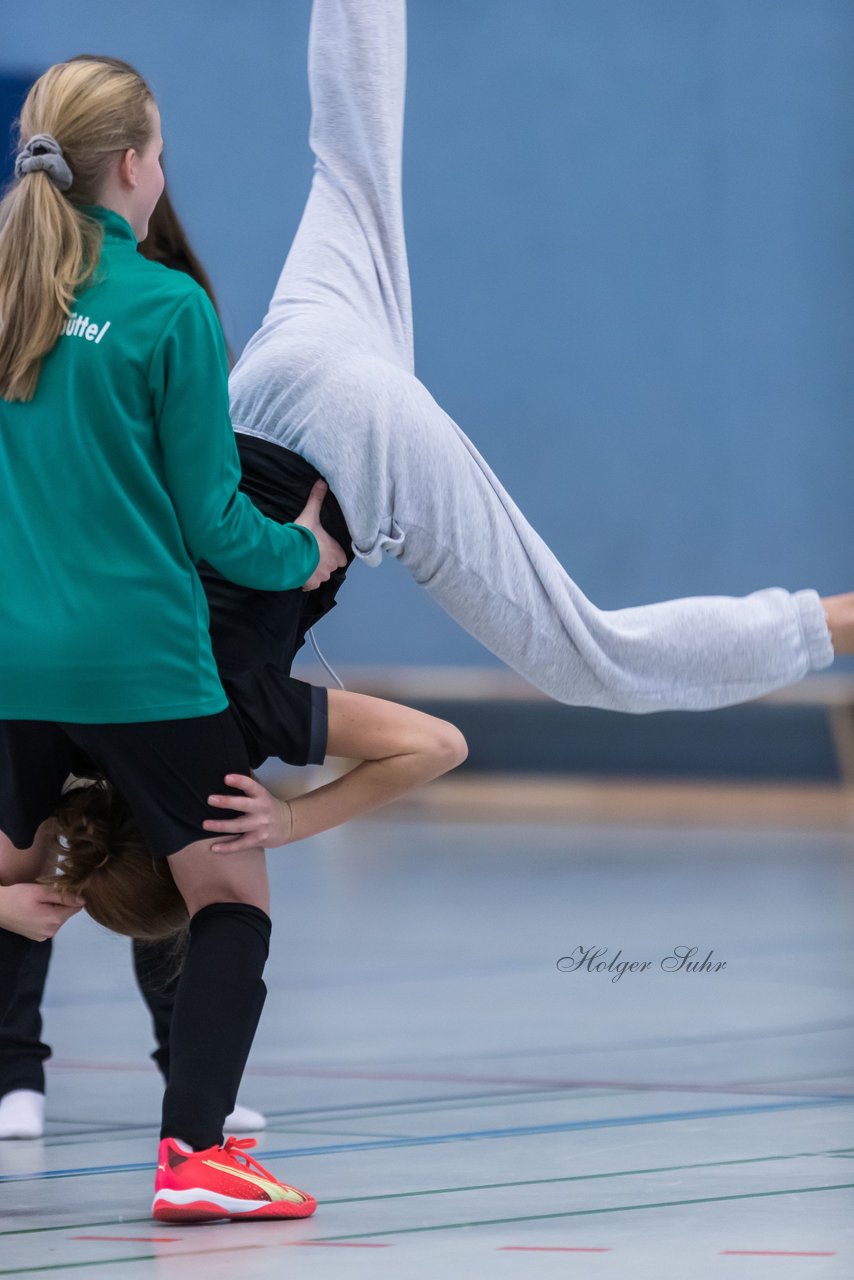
[228,0,834,712]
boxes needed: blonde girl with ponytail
[0,59,161,401]
[0,57,348,1222]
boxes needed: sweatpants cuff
[794,589,835,671]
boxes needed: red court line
[721,1251,836,1257]
[72,1236,179,1243]
[498,1246,611,1252]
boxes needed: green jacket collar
[79,204,138,246]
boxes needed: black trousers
[0,936,50,1093]
[0,935,183,1095]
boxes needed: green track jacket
[0,205,319,722]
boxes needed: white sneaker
[224,1102,267,1133]
[0,1090,45,1140]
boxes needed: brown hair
[140,188,235,367]
[0,57,155,401]
[140,191,220,303]
[52,779,188,943]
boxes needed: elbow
[429,720,469,777]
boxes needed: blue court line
[22,1085,622,1143]
[37,1080,853,1150]
[0,1095,846,1184]
[25,1086,615,1147]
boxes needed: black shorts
[0,441,351,857]
[0,710,250,859]
[202,435,354,769]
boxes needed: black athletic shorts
[0,709,250,859]
[0,440,353,858]
[203,435,354,770]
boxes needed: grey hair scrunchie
[14,133,74,192]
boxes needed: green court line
[305,1181,854,1241]
[0,1181,852,1274]
[305,1149,854,1205]
[0,1220,151,1240]
[2,1149,851,1238]
[262,1087,636,1129]
[259,1080,852,1133]
[0,1259,154,1277]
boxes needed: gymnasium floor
[1,810,852,1278]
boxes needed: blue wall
[4,1,852,676]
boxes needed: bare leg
[168,839,268,918]
[231,0,411,414]
[821,593,854,654]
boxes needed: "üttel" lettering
[62,313,111,344]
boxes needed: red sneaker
[152,1135,317,1222]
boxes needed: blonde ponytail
[0,58,154,401]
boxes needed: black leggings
[0,934,183,1095]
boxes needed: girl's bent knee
[168,840,269,919]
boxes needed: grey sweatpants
[228,0,834,712]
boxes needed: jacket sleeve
[149,287,319,590]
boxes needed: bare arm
[0,821,59,888]
[203,689,468,851]
[0,881,85,941]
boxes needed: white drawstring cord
[308,627,346,691]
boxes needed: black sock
[132,936,186,1084]
[0,928,36,1028]
[159,902,270,1151]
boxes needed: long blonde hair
[0,58,154,401]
